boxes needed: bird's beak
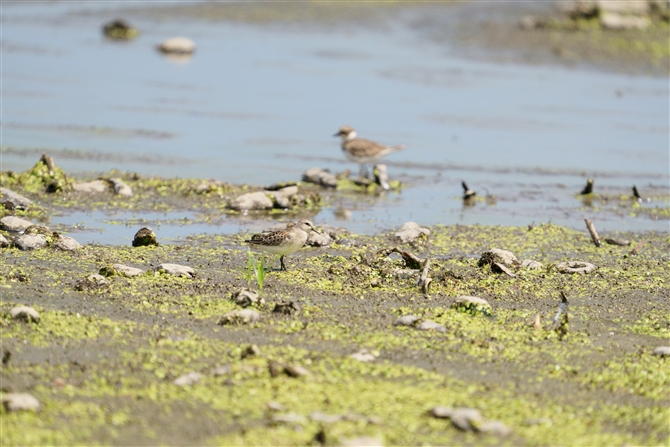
[312,226,321,234]
[333,132,340,137]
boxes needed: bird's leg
[359,164,369,179]
[279,255,287,271]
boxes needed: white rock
[416,320,446,332]
[228,191,273,211]
[0,188,33,209]
[112,264,145,277]
[310,411,343,423]
[307,231,332,247]
[9,305,40,322]
[0,234,9,248]
[14,234,47,251]
[600,12,650,29]
[158,37,196,54]
[53,236,82,251]
[596,0,649,14]
[479,249,518,267]
[2,393,40,412]
[394,222,430,243]
[521,259,543,270]
[218,309,260,325]
[73,180,109,194]
[349,349,378,362]
[0,216,35,232]
[393,315,420,327]
[653,346,670,357]
[340,436,384,447]
[109,178,133,197]
[173,372,202,386]
[154,263,195,278]
[302,167,338,188]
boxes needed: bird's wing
[344,138,386,157]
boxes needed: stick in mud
[548,291,569,339]
[629,240,646,256]
[417,258,432,295]
[584,219,601,247]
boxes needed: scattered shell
[173,372,202,386]
[416,320,446,332]
[2,393,40,412]
[132,228,158,247]
[452,296,492,316]
[100,264,145,278]
[521,259,543,270]
[232,289,264,307]
[154,263,195,278]
[302,167,338,188]
[0,216,35,232]
[218,309,260,325]
[73,180,108,194]
[109,178,133,197]
[158,37,196,54]
[53,235,82,251]
[349,349,378,362]
[14,234,48,251]
[394,222,430,243]
[479,249,518,268]
[555,261,597,274]
[272,300,301,315]
[653,346,670,357]
[0,188,33,209]
[9,305,40,323]
[393,315,420,327]
[75,274,111,291]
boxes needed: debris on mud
[9,305,40,323]
[394,222,430,243]
[555,261,597,274]
[2,393,41,413]
[218,309,260,325]
[132,227,158,247]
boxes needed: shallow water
[2,2,668,241]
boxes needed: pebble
[158,37,196,54]
[14,234,48,251]
[53,235,82,251]
[228,191,273,211]
[394,222,430,243]
[0,188,33,209]
[416,320,446,332]
[0,216,35,232]
[521,259,543,270]
[479,249,518,268]
[393,315,420,327]
[218,309,260,325]
[555,261,597,274]
[340,436,384,447]
[154,263,195,278]
[173,372,202,386]
[73,180,108,194]
[479,420,512,436]
[2,393,40,412]
[604,238,631,246]
[109,178,133,197]
[101,264,145,278]
[452,296,492,316]
[310,411,343,423]
[232,289,264,307]
[302,167,338,188]
[653,346,670,357]
[212,365,232,376]
[75,274,111,291]
[9,305,40,323]
[307,231,332,247]
[349,349,378,362]
[0,234,9,248]
[272,300,301,315]
[132,228,158,247]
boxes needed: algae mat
[1,224,668,445]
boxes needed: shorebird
[334,126,404,178]
[244,219,319,271]
[580,178,594,195]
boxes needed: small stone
[0,234,9,248]
[212,365,232,376]
[555,261,597,274]
[391,268,418,279]
[310,411,343,423]
[394,222,430,243]
[241,344,262,359]
[272,412,306,424]
[445,407,483,431]
[272,300,301,315]
[479,420,512,436]
[218,309,260,325]
[302,167,338,188]
[267,401,285,411]
[284,363,310,378]
[75,274,110,291]
[100,264,145,278]
[9,305,40,322]
[73,180,109,194]
[600,12,650,29]
[232,289,263,307]
[268,360,284,378]
[340,436,384,447]
[53,235,82,251]
[653,346,670,357]
[479,249,518,268]
[228,191,273,211]
[416,320,446,332]
[349,349,378,362]
[393,315,420,327]
[491,262,516,277]
[604,238,631,246]
[452,296,492,316]
[2,393,40,412]
[158,37,196,54]
[0,188,33,210]
[154,263,195,278]
[0,216,35,232]
[173,372,202,386]
[132,227,158,247]
[430,406,454,418]
[109,178,133,197]
[307,231,332,247]
[521,259,543,270]
[14,234,48,251]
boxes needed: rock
[394,222,430,243]
[560,0,598,18]
[173,372,202,386]
[268,186,300,209]
[307,231,332,247]
[597,0,649,14]
[158,37,196,54]
[2,393,40,412]
[302,167,338,188]
[340,436,385,447]
[228,191,273,211]
[75,274,111,291]
[491,262,516,277]
[479,249,518,268]
[521,259,543,270]
[393,315,420,327]
[267,401,285,411]
[276,185,299,197]
[132,227,158,247]
[0,216,35,232]
[284,363,310,378]
[431,406,483,431]
[391,268,418,279]
[193,179,226,194]
[100,264,145,278]
[73,180,109,194]
[653,346,670,357]
[102,19,139,40]
[212,365,232,376]
[14,234,47,251]
[154,263,195,278]
[109,178,133,197]
[416,320,446,332]
[555,261,597,274]
[600,12,650,29]
[232,289,264,307]
[452,296,492,316]
[349,349,378,362]
[0,188,33,210]
[218,309,260,325]
[604,238,631,246]
[9,305,40,322]
[272,412,306,424]
[241,344,262,359]
[53,235,82,251]
[272,300,301,315]
[479,420,512,436]
[310,411,343,423]
[319,224,350,239]
[0,234,9,248]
